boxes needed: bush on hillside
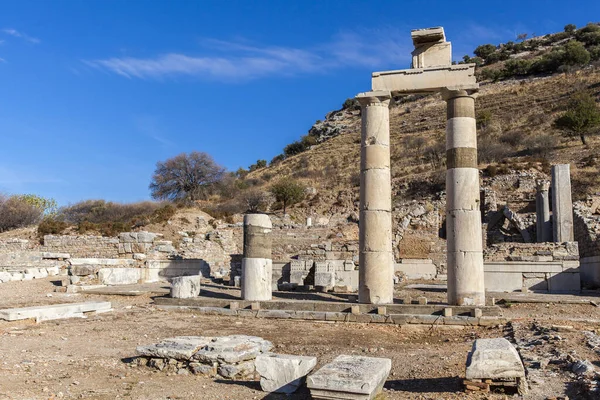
[0,194,43,232]
[474,44,497,59]
[565,24,577,33]
[37,217,68,239]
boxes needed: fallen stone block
[136,336,214,360]
[45,266,60,276]
[193,335,273,364]
[466,338,526,394]
[0,271,11,283]
[170,275,201,299]
[256,353,317,394]
[307,355,391,400]
[0,301,112,322]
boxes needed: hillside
[248,69,600,212]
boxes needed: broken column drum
[241,213,273,301]
[536,180,552,242]
[356,92,394,305]
[444,89,486,306]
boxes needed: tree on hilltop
[554,91,600,145]
[149,151,225,203]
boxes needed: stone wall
[0,238,30,251]
[43,235,120,258]
[484,242,579,262]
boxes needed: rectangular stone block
[0,301,111,322]
[307,355,391,400]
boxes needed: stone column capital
[356,90,392,107]
[441,87,478,100]
[536,179,550,192]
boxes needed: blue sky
[0,0,598,205]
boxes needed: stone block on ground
[136,336,214,360]
[307,355,391,400]
[466,338,525,380]
[0,301,112,322]
[255,353,317,394]
[98,268,141,285]
[193,335,273,364]
[170,275,201,299]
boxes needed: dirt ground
[1,278,600,400]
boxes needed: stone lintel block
[371,65,477,95]
[136,336,213,360]
[0,301,111,322]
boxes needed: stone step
[0,301,112,322]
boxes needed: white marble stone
[466,338,525,380]
[307,355,391,400]
[255,353,317,394]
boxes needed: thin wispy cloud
[133,115,175,147]
[85,28,413,81]
[0,58,6,63]
[2,28,40,44]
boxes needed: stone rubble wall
[484,242,579,262]
[43,235,120,258]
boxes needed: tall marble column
[356,90,394,305]
[443,88,486,306]
[241,213,272,301]
[551,164,574,242]
[536,180,552,242]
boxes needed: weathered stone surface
[0,301,111,322]
[98,268,141,285]
[71,264,101,276]
[465,338,525,380]
[307,355,391,400]
[170,275,201,299]
[218,360,255,379]
[136,336,213,360]
[194,335,273,364]
[256,353,317,394]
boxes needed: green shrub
[474,44,497,59]
[565,24,577,33]
[283,141,306,157]
[37,217,68,237]
[589,46,600,60]
[562,40,590,66]
[503,59,533,76]
[476,110,493,129]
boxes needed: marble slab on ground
[466,338,525,380]
[307,355,391,400]
[0,301,112,322]
[83,283,170,296]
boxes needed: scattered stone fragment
[307,355,391,400]
[255,353,317,394]
[572,360,596,377]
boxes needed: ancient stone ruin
[357,27,485,305]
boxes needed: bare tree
[149,152,225,203]
[242,189,273,213]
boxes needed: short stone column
[536,180,552,242]
[443,89,485,306]
[356,90,394,305]
[551,164,574,242]
[241,213,273,301]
